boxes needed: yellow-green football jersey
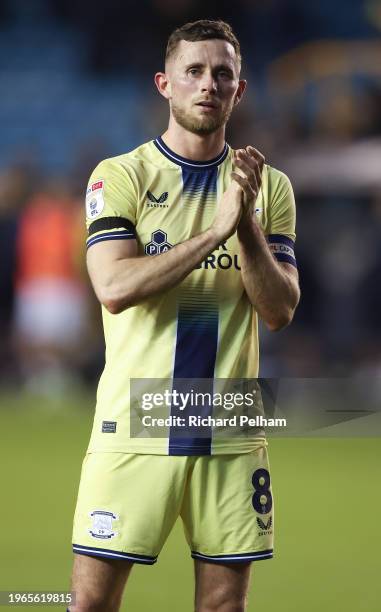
[85,137,297,455]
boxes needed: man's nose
[200,72,217,93]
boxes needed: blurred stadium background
[0,1,380,610]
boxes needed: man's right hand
[210,177,244,242]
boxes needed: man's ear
[154,72,172,99]
[234,79,247,106]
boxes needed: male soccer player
[70,19,300,612]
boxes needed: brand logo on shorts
[89,510,118,539]
[256,515,272,535]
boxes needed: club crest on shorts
[89,510,118,539]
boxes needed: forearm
[237,218,300,330]
[99,228,220,313]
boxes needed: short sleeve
[265,169,297,268]
[85,158,137,249]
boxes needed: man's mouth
[196,101,218,109]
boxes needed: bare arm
[88,229,218,313]
[237,218,300,330]
[233,147,300,331]
[87,180,244,314]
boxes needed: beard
[171,100,233,136]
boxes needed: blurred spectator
[12,179,90,394]
[0,162,38,384]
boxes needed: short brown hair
[165,19,241,66]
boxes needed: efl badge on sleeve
[86,180,105,220]
[89,510,118,539]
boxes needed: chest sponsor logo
[195,242,241,271]
[144,229,173,255]
[147,190,169,208]
[143,233,240,269]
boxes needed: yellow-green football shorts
[72,447,274,565]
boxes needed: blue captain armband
[86,217,136,249]
[267,234,297,268]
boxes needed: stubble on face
[165,39,242,137]
[170,98,234,136]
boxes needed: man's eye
[188,68,200,75]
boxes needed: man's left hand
[232,146,265,223]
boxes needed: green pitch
[0,391,379,611]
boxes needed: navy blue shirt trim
[154,136,229,170]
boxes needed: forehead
[170,39,239,71]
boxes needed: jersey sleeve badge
[86,180,105,220]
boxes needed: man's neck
[161,123,226,162]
